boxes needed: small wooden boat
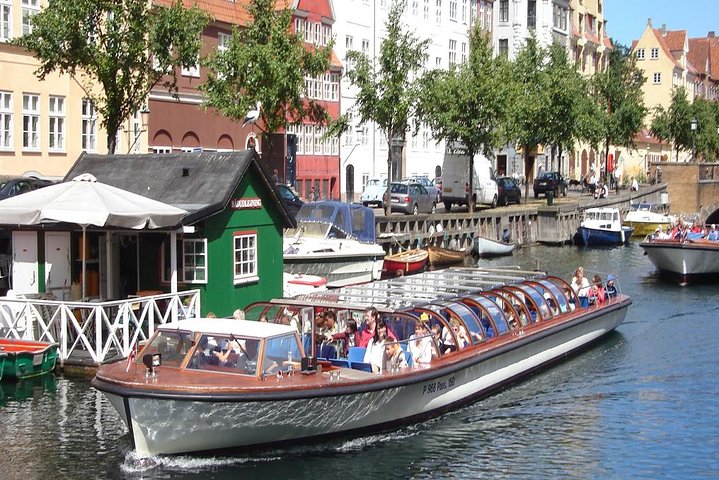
[381,248,428,278]
[93,266,631,457]
[473,236,515,257]
[0,339,58,379]
[425,245,469,266]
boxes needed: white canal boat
[639,237,719,283]
[92,267,631,457]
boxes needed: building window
[499,0,509,22]
[182,238,207,283]
[461,0,467,23]
[461,42,467,63]
[48,96,65,152]
[553,4,567,31]
[449,39,457,67]
[498,39,509,57]
[153,146,172,154]
[636,48,645,60]
[449,0,457,20]
[22,93,40,151]
[435,0,442,24]
[21,0,38,35]
[412,0,419,15]
[435,56,442,68]
[527,0,536,29]
[0,91,11,150]
[653,72,661,84]
[345,35,354,71]
[233,232,257,284]
[1,0,11,41]
[331,73,339,101]
[650,47,659,60]
[424,0,430,20]
[181,55,200,77]
[82,98,97,152]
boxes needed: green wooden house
[65,150,294,316]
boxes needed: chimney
[661,24,667,35]
[709,31,715,38]
[647,18,652,28]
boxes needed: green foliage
[650,86,693,160]
[201,0,333,158]
[345,0,429,215]
[691,98,719,161]
[14,0,209,154]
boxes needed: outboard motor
[502,228,511,244]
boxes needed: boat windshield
[295,201,377,243]
[141,330,195,368]
[463,295,510,337]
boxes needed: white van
[439,153,498,211]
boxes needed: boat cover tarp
[295,201,376,243]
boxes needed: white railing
[0,290,201,367]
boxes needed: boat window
[505,286,544,323]
[526,282,560,317]
[536,278,572,314]
[515,284,554,320]
[187,334,261,376]
[470,295,510,336]
[142,330,194,368]
[491,290,531,328]
[263,334,302,375]
[438,301,485,345]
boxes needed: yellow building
[0,0,146,179]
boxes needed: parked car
[276,183,304,217]
[533,171,568,198]
[401,175,441,203]
[385,182,436,215]
[360,177,388,208]
[496,177,522,205]
[0,176,55,200]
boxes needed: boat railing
[0,290,201,367]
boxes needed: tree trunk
[385,142,392,217]
[523,145,532,204]
[558,145,563,176]
[604,136,611,184]
[467,148,475,214]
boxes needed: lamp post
[128,105,150,154]
[691,117,697,162]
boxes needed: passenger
[708,224,719,241]
[563,286,577,311]
[543,293,559,316]
[589,274,606,305]
[383,341,408,373]
[631,176,639,191]
[442,318,470,353]
[359,307,379,347]
[323,310,338,335]
[501,301,518,329]
[571,266,591,308]
[606,274,618,298]
[190,336,218,368]
[206,312,217,319]
[329,319,360,358]
[217,337,248,369]
[278,313,291,325]
[363,319,390,373]
[430,324,443,352]
[408,321,433,365]
[232,309,245,320]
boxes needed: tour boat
[640,237,719,283]
[381,248,429,278]
[575,207,634,246]
[425,245,469,266]
[473,236,515,257]
[623,202,676,237]
[0,339,58,379]
[92,266,631,458]
[283,201,385,287]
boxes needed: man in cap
[708,224,719,241]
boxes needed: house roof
[64,150,295,227]
[634,129,669,147]
[689,35,719,79]
[154,0,252,26]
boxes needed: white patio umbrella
[0,173,187,298]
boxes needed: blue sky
[604,0,719,47]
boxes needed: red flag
[125,348,136,372]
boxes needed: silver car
[402,175,441,203]
[387,182,436,215]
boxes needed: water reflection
[0,374,57,405]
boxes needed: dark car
[276,183,305,217]
[496,177,522,205]
[533,171,568,198]
[385,182,436,214]
[0,176,55,200]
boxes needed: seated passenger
[563,286,577,311]
[431,324,444,353]
[589,274,606,305]
[363,319,390,373]
[408,321,433,365]
[605,274,618,298]
[708,224,719,241]
[571,266,591,308]
[383,341,408,372]
[442,319,470,353]
[329,319,359,358]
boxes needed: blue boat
[575,207,634,246]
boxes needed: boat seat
[400,343,413,367]
[348,346,366,364]
[330,358,350,368]
[351,361,373,372]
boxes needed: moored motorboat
[381,248,429,278]
[624,202,676,237]
[425,245,469,266]
[0,339,58,379]
[283,272,327,298]
[283,201,386,287]
[639,237,719,283]
[473,236,515,257]
[92,266,631,458]
[575,207,634,246]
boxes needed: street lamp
[128,105,150,154]
[690,117,697,162]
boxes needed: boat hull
[575,226,634,246]
[624,220,673,238]
[640,239,719,281]
[0,339,58,379]
[382,249,428,278]
[425,246,468,266]
[284,248,385,287]
[94,303,628,457]
[473,237,515,257]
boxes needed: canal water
[1,244,718,480]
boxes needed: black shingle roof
[65,150,294,227]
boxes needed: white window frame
[412,0,419,16]
[22,93,40,151]
[183,237,208,284]
[449,39,457,67]
[82,98,97,153]
[233,232,258,284]
[181,56,200,78]
[48,95,65,152]
[0,91,11,150]
[423,0,430,20]
[1,0,11,41]
[435,0,442,24]
[153,146,172,154]
[636,48,645,60]
[499,0,509,22]
[650,47,659,60]
[449,0,457,20]
[21,0,39,35]
[653,72,661,84]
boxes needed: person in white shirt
[363,319,390,373]
[571,266,591,308]
[408,320,434,366]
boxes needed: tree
[691,97,719,161]
[14,0,209,154]
[591,44,647,181]
[202,0,333,163]
[345,0,429,216]
[418,25,510,212]
[650,86,693,161]
[506,35,551,203]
